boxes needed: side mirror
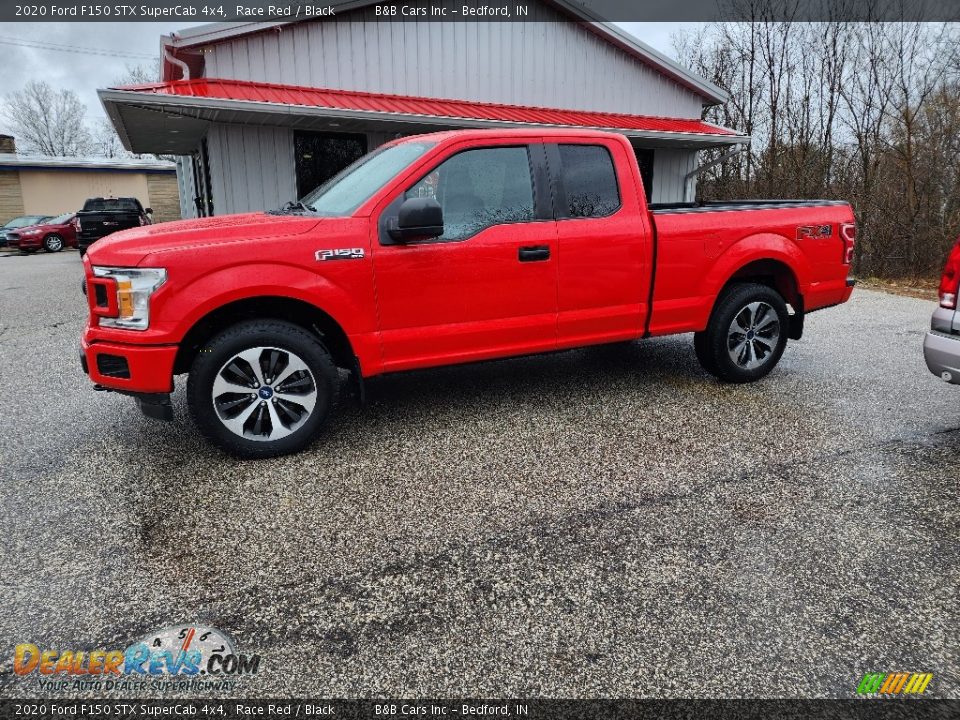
[144,207,153,215]
[389,197,443,242]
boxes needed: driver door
[371,141,558,372]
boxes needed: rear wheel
[694,283,789,383]
[43,234,64,252]
[187,320,339,458]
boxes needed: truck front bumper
[81,336,178,405]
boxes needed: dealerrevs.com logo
[13,625,261,692]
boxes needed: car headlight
[91,266,167,330]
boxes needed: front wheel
[43,234,64,252]
[694,283,789,383]
[187,320,339,458]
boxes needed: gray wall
[651,148,698,204]
[175,155,196,219]
[178,125,699,219]
[205,124,296,215]
[201,3,705,119]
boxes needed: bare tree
[113,63,159,87]
[673,4,960,280]
[90,118,127,159]
[3,80,91,156]
[88,64,163,160]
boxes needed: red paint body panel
[79,129,855,399]
[81,335,177,393]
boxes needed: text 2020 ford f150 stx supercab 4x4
[80,129,856,457]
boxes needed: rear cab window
[551,143,622,219]
[82,198,142,212]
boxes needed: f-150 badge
[315,248,365,261]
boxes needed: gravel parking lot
[0,249,957,699]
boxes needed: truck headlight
[91,266,167,330]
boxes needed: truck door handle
[518,245,550,262]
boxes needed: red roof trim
[115,78,739,137]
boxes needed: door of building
[294,131,368,199]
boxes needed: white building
[100,1,747,219]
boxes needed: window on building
[633,147,655,203]
[556,144,621,218]
[404,146,535,241]
[295,131,368,199]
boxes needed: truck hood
[86,212,325,266]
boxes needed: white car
[924,237,960,383]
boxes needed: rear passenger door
[546,139,652,348]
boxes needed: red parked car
[80,128,856,458]
[7,213,78,253]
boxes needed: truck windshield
[300,141,435,216]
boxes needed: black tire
[695,283,789,383]
[187,320,339,458]
[78,247,86,257]
[43,234,64,253]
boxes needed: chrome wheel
[212,346,317,441]
[727,301,780,370]
[44,235,63,252]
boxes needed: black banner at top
[4,0,960,23]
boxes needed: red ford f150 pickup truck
[80,129,856,458]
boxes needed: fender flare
[703,232,810,300]
[160,262,364,341]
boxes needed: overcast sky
[0,21,697,137]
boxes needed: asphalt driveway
[0,249,957,698]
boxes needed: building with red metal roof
[99,1,748,217]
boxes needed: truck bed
[650,199,850,214]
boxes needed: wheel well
[723,259,804,339]
[173,296,355,374]
[725,259,802,310]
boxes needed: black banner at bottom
[0,700,958,720]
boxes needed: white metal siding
[175,155,197,219]
[202,4,705,119]
[206,125,296,215]
[652,149,698,204]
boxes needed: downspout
[683,141,748,202]
[163,46,191,81]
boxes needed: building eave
[98,84,748,156]
[0,152,175,172]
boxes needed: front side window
[404,146,535,241]
[557,144,621,218]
